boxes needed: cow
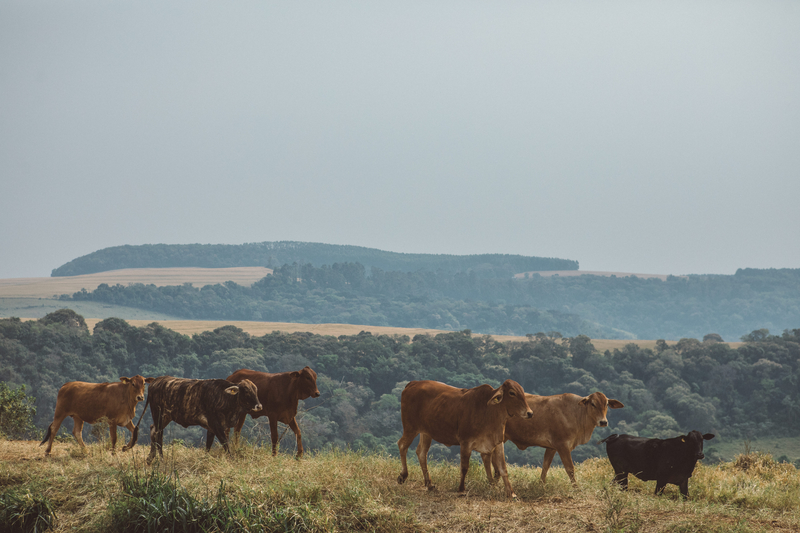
[224,367,320,458]
[598,431,715,498]
[396,379,533,499]
[138,376,262,465]
[39,375,154,456]
[485,391,624,485]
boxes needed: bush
[0,383,37,440]
[0,489,57,533]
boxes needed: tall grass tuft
[0,489,57,533]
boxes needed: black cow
[137,376,262,465]
[599,431,715,498]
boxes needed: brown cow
[486,391,624,485]
[39,375,154,456]
[397,379,533,498]
[225,367,320,458]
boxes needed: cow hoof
[457,492,466,497]
[427,485,437,492]
[397,474,407,485]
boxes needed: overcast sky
[1,1,798,279]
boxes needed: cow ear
[579,396,590,406]
[119,377,131,383]
[608,399,624,409]
[703,433,715,440]
[488,388,503,405]
[291,371,300,378]
[681,437,686,442]
[225,386,240,396]
[145,377,155,384]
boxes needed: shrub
[0,383,37,440]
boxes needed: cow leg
[288,417,304,459]
[396,429,417,485]
[41,413,68,456]
[269,417,280,456]
[557,447,578,485]
[121,420,137,451]
[655,480,667,496]
[109,422,118,454]
[480,451,496,484]
[678,480,689,499]
[210,424,230,453]
[205,430,216,452]
[232,413,247,445]
[417,434,435,490]
[457,445,472,494]
[541,448,557,483]
[613,471,629,491]
[490,445,516,498]
[72,417,87,449]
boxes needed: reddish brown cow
[397,379,533,498]
[39,375,154,456]
[225,367,320,457]
[486,391,624,485]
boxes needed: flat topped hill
[50,241,579,277]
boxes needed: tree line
[63,262,800,341]
[51,242,578,277]
[2,309,799,466]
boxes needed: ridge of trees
[62,263,800,341]
[50,242,578,277]
[2,310,799,466]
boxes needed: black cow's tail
[597,434,619,446]
[39,425,52,447]
[131,393,152,445]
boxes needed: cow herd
[38,369,714,498]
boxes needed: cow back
[55,378,145,425]
[148,377,251,430]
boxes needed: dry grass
[1,439,797,532]
[0,267,272,298]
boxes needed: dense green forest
[64,263,800,341]
[51,242,578,277]
[2,310,799,467]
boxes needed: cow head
[579,391,624,427]
[225,379,263,412]
[292,366,321,399]
[488,380,533,419]
[120,375,155,402]
[683,430,715,460]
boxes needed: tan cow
[486,391,623,485]
[397,379,533,498]
[39,375,154,456]
[225,367,320,458]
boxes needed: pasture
[0,439,797,532]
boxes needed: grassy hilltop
[1,440,798,532]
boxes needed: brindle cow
[486,391,624,485]
[397,379,533,498]
[39,375,154,456]
[224,367,320,457]
[138,376,261,465]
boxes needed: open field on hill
[1,440,797,532]
[514,270,688,281]
[0,267,272,298]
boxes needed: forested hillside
[2,310,798,466]
[63,263,800,340]
[51,242,578,277]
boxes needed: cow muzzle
[599,420,608,427]
[137,395,145,402]
[252,403,263,412]
[312,391,320,398]
[696,452,705,460]
[524,410,533,419]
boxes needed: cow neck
[577,405,595,445]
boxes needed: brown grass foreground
[1,439,797,532]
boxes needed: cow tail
[598,434,619,446]
[132,393,152,444]
[39,424,52,447]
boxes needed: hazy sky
[2,1,798,279]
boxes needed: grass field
[1,439,797,532]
